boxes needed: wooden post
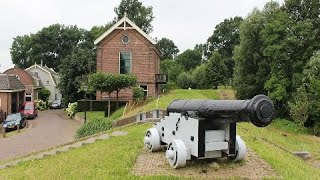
[2,125,5,138]
[17,123,20,133]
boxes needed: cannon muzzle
[167,94,274,127]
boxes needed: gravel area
[133,148,281,179]
[0,109,81,161]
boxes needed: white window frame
[139,85,148,97]
[119,52,132,74]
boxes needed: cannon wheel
[165,139,187,168]
[231,135,247,161]
[144,128,161,152]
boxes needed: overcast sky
[0,0,284,72]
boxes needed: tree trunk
[116,90,119,108]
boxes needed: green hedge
[77,100,126,112]
[75,116,112,139]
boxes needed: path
[0,109,81,161]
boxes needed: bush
[176,72,194,89]
[39,88,51,101]
[75,116,112,139]
[35,100,48,110]
[66,102,78,118]
[133,86,144,101]
[288,86,309,127]
[161,82,177,93]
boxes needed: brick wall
[96,29,160,101]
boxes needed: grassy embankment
[1,89,319,179]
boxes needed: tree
[160,59,184,83]
[59,48,96,105]
[11,24,93,71]
[205,52,227,89]
[175,49,202,71]
[90,22,115,40]
[39,88,51,102]
[114,74,137,107]
[176,72,194,89]
[233,8,270,99]
[156,38,179,60]
[288,85,309,127]
[192,64,211,89]
[114,0,154,34]
[88,72,118,117]
[206,17,243,59]
[10,35,34,69]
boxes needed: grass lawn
[0,123,179,180]
[77,107,125,122]
[2,89,319,179]
[238,122,320,180]
[124,89,219,118]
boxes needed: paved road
[0,110,82,161]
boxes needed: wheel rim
[144,128,161,152]
[166,139,187,168]
[232,135,247,161]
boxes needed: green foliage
[114,0,154,34]
[35,100,48,111]
[161,82,177,93]
[160,59,184,82]
[205,52,227,88]
[156,38,179,60]
[66,102,78,118]
[192,64,211,89]
[39,88,51,101]
[90,22,115,40]
[114,74,137,107]
[176,72,194,89]
[271,119,308,134]
[75,116,112,139]
[175,49,202,71]
[59,47,96,104]
[132,86,144,101]
[288,86,309,127]
[11,24,93,71]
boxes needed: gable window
[120,52,131,74]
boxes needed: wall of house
[0,93,11,115]
[96,29,160,101]
[26,68,58,101]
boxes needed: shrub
[288,86,309,127]
[133,86,144,101]
[75,116,112,139]
[176,72,194,89]
[66,102,78,118]
[161,82,177,93]
[35,100,48,110]
[39,88,51,101]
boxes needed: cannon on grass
[144,94,274,168]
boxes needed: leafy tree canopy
[205,51,227,89]
[156,38,179,60]
[114,0,154,34]
[175,49,202,71]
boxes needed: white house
[26,63,62,101]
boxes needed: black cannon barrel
[167,94,274,127]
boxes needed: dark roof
[0,74,25,90]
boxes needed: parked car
[3,113,26,131]
[50,99,64,109]
[20,102,38,119]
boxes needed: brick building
[4,67,41,102]
[94,15,166,101]
[0,74,25,115]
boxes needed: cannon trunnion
[144,94,274,168]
